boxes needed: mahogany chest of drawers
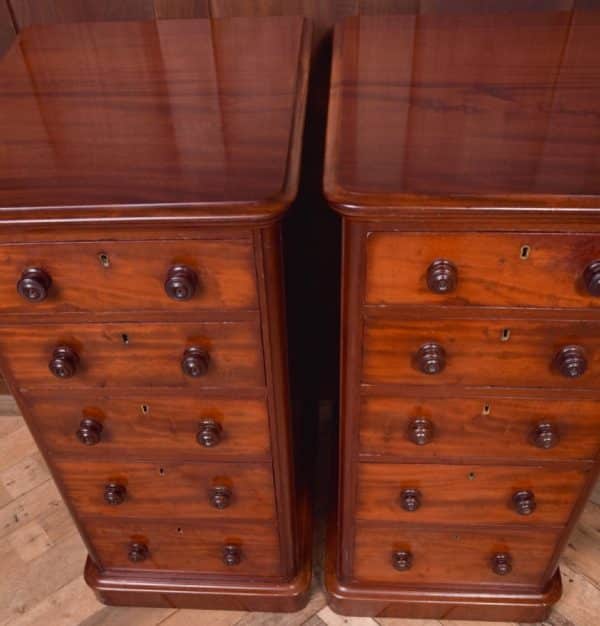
[0,16,311,611]
[325,9,600,622]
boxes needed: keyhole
[468,471,476,480]
[520,245,531,260]
[141,404,149,415]
[500,328,511,342]
[176,527,183,535]
[98,252,111,268]
[482,403,491,415]
[159,467,165,476]
[121,333,130,345]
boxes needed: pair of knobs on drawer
[76,418,223,447]
[128,542,242,566]
[396,488,536,516]
[407,418,560,449]
[16,265,198,303]
[392,551,513,576]
[415,343,588,378]
[103,482,232,509]
[49,345,210,378]
[427,259,600,296]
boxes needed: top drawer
[0,240,257,315]
[366,232,600,309]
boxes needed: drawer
[354,524,561,588]
[356,462,589,526]
[0,321,263,391]
[26,394,270,461]
[0,239,257,314]
[83,519,281,577]
[359,396,600,462]
[365,232,600,309]
[363,318,600,389]
[53,459,276,521]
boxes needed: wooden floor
[1,395,599,626]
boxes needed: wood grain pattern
[353,524,562,588]
[7,1,156,28]
[365,232,600,309]
[356,462,590,526]
[0,17,307,223]
[359,396,600,463]
[25,394,271,461]
[0,13,312,613]
[0,321,263,390]
[84,519,281,576]
[0,0,15,58]
[325,9,600,214]
[326,10,600,612]
[0,239,257,314]
[154,0,209,18]
[363,318,600,389]
[53,458,275,521]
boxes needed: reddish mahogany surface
[326,8,600,621]
[0,17,307,222]
[0,15,311,612]
[326,9,600,212]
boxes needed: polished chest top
[0,16,310,612]
[326,9,600,212]
[326,8,600,622]
[0,16,307,221]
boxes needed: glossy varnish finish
[26,393,271,461]
[0,17,306,222]
[359,395,600,462]
[0,16,311,612]
[326,7,600,621]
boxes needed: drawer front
[363,318,600,389]
[53,459,276,521]
[84,519,281,577]
[0,321,263,391]
[360,396,600,462]
[354,524,561,588]
[26,394,270,461]
[365,232,600,309]
[356,462,589,526]
[0,239,257,314]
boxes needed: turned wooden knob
[531,423,559,449]
[400,488,421,512]
[181,346,210,377]
[391,550,413,571]
[407,418,434,445]
[76,419,103,445]
[128,542,149,563]
[209,485,232,509]
[512,490,536,515]
[416,343,446,375]
[197,420,223,447]
[583,260,600,296]
[223,544,242,566]
[17,268,52,302]
[554,345,587,378]
[49,346,80,379]
[491,553,512,576]
[104,483,127,505]
[427,259,457,294]
[165,265,198,301]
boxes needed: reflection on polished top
[0,17,309,222]
[326,9,600,210]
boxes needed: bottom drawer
[84,519,282,577]
[354,524,561,588]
